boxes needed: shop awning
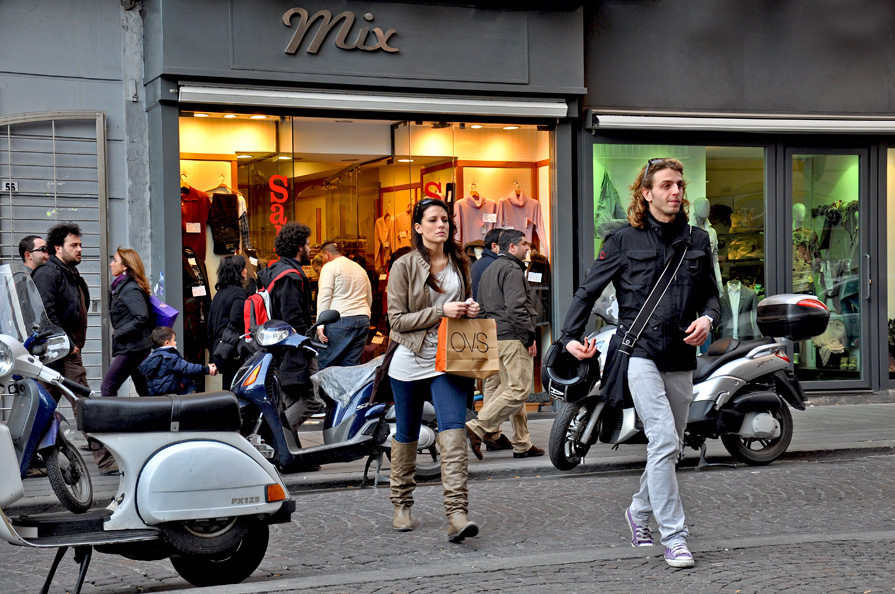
[587,112,895,133]
[179,84,569,118]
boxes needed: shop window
[179,113,555,397]
[592,145,765,348]
[889,150,895,381]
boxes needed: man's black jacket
[560,212,721,372]
[32,255,90,350]
[479,252,537,347]
[470,247,498,301]
[258,257,311,335]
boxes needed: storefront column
[552,120,577,330]
[146,78,184,340]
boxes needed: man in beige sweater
[316,241,373,369]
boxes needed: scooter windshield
[0,263,62,344]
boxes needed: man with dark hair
[315,241,372,369]
[17,235,49,272]
[258,222,322,436]
[469,228,503,301]
[32,222,90,390]
[466,229,544,459]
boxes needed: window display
[178,114,555,396]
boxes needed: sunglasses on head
[641,158,671,187]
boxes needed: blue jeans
[317,315,370,369]
[627,357,694,547]
[390,374,469,444]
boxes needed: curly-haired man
[257,222,323,442]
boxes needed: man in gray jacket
[466,229,544,459]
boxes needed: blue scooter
[230,310,443,483]
[2,270,93,513]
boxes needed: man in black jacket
[466,229,544,459]
[560,158,720,568]
[32,223,90,390]
[257,222,323,433]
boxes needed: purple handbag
[149,294,179,328]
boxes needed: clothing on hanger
[395,209,412,250]
[454,191,498,247]
[374,213,396,270]
[181,185,211,260]
[495,188,549,259]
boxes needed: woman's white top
[388,262,462,382]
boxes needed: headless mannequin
[792,203,818,294]
[690,197,723,293]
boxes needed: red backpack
[244,268,302,334]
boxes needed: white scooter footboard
[0,424,24,508]
[137,440,285,524]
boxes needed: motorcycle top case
[756,294,830,341]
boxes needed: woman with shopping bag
[385,197,481,543]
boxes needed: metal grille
[0,112,109,405]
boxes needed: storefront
[582,1,895,396]
[143,1,584,390]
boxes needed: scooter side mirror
[312,309,341,330]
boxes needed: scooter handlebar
[61,378,92,397]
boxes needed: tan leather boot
[390,439,419,531]
[438,428,479,543]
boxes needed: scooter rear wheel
[170,520,269,587]
[720,404,794,465]
[44,430,93,513]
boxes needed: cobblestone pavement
[3,452,894,593]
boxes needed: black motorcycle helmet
[542,340,601,404]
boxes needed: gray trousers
[627,356,693,546]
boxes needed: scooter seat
[77,391,242,434]
[694,336,776,383]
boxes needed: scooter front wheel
[44,430,93,513]
[169,520,269,587]
[549,400,601,471]
[720,404,794,465]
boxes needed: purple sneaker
[664,542,695,568]
[625,507,654,547]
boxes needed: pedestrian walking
[385,197,480,542]
[102,248,152,397]
[465,229,544,459]
[31,222,90,389]
[559,158,720,568]
[207,254,248,390]
[16,235,49,274]
[139,327,218,396]
[315,241,373,369]
[469,227,503,301]
[257,222,322,432]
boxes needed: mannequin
[689,198,723,293]
[719,274,758,340]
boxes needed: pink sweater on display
[496,190,549,258]
[453,192,497,248]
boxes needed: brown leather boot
[389,439,419,532]
[438,428,479,543]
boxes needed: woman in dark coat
[102,247,152,397]
[207,254,248,390]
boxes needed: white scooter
[0,266,294,593]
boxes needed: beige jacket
[387,250,470,353]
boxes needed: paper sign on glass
[185,223,201,233]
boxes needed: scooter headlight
[255,326,290,347]
[0,341,14,379]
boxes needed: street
[3,450,894,593]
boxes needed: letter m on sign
[282,8,354,55]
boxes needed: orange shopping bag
[434,317,499,379]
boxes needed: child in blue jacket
[138,326,217,395]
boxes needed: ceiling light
[223,114,237,119]
[278,156,293,160]
[194,113,209,117]
[470,124,483,129]
[397,159,414,163]
[249,115,267,120]
[503,125,519,130]
[237,154,253,159]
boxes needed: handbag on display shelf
[434,317,499,379]
[599,232,689,409]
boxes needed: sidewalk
[8,401,895,516]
